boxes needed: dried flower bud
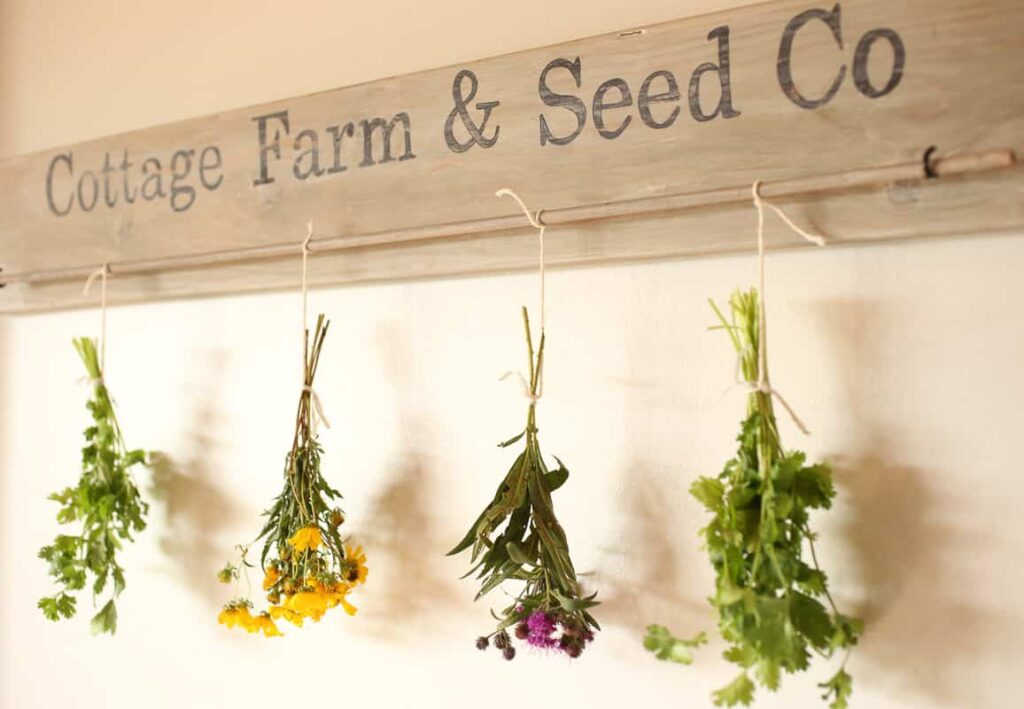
[514,623,529,640]
[267,591,281,605]
[565,643,582,659]
[502,646,516,661]
[330,509,345,528]
[493,631,510,650]
[475,636,489,651]
[216,566,234,584]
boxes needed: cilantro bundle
[38,337,149,635]
[449,307,599,660]
[645,289,862,707]
[217,314,367,636]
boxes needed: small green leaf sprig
[38,337,149,635]
[646,289,862,708]
[449,307,599,660]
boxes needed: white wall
[2,2,1023,708]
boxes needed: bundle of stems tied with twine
[217,224,367,637]
[449,190,599,661]
[38,266,150,635]
[644,184,862,709]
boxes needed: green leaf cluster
[648,290,862,707]
[38,337,149,635]
[449,307,599,650]
[643,625,707,664]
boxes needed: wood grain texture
[1,0,1022,312]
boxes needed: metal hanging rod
[0,147,1015,288]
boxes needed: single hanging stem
[522,306,544,434]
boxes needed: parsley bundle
[651,290,860,704]
[645,289,862,707]
[449,307,599,660]
[217,314,367,637]
[38,337,149,635]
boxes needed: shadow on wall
[815,298,1000,707]
[356,319,459,641]
[360,450,460,640]
[146,349,244,609]
[596,460,706,636]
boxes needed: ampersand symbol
[444,69,500,153]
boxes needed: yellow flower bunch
[263,541,368,627]
[216,316,368,637]
[218,507,369,637]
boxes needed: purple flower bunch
[516,610,596,658]
[475,608,597,660]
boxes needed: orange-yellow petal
[339,596,358,616]
[256,613,282,637]
[269,604,305,627]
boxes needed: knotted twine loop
[302,385,332,431]
[749,180,826,436]
[300,221,330,433]
[82,263,111,383]
[496,188,546,404]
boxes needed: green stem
[805,525,841,616]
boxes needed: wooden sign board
[1,0,1022,312]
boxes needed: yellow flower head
[262,566,282,591]
[286,590,329,621]
[341,544,369,586]
[287,526,323,553]
[319,578,358,616]
[218,604,257,632]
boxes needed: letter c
[777,4,847,110]
[46,152,74,217]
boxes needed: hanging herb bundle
[645,289,862,708]
[217,314,367,636]
[38,337,149,635]
[449,307,599,660]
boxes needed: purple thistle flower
[526,611,559,649]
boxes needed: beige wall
[2,2,1022,708]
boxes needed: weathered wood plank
[1,0,1022,311]
[3,165,1022,312]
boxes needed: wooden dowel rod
[1,148,1015,286]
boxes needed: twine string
[300,222,329,433]
[82,264,111,374]
[302,220,313,352]
[496,188,546,402]
[303,385,332,432]
[498,370,538,404]
[749,180,826,435]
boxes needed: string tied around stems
[496,188,546,404]
[82,263,111,383]
[300,221,330,434]
[748,180,826,436]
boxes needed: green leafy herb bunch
[217,314,368,638]
[449,307,599,661]
[645,289,862,708]
[38,337,149,635]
